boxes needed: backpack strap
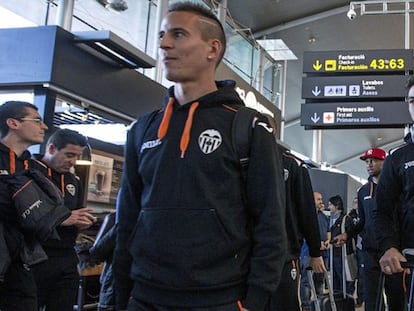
[232,106,255,170]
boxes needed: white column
[312,129,322,164]
[153,0,169,83]
[55,0,74,31]
[217,0,227,25]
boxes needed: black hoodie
[374,133,414,253]
[114,81,287,311]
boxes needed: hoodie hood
[158,80,244,158]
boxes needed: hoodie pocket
[128,208,243,288]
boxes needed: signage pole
[280,60,288,140]
[312,129,322,163]
[405,1,410,50]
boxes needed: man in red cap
[335,147,404,311]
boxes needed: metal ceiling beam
[253,5,349,38]
[333,137,404,167]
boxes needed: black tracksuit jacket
[282,152,321,260]
[114,80,287,311]
[31,156,84,256]
[0,143,34,278]
[374,135,414,253]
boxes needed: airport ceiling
[220,0,414,181]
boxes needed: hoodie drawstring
[157,97,174,141]
[156,97,200,159]
[180,102,199,158]
[9,150,29,173]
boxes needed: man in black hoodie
[113,2,287,311]
[374,75,414,306]
[30,128,96,311]
[269,151,325,311]
[0,101,48,311]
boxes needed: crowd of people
[1,2,414,311]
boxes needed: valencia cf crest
[66,184,76,196]
[198,129,222,154]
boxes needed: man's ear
[48,143,57,154]
[6,118,19,130]
[207,38,222,61]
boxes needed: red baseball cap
[360,147,386,161]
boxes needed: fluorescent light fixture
[73,30,156,69]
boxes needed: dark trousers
[363,249,404,311]
[355,247,364,304]
[127,297,243,311]
[32,251,79,311]
[0,262,38,311]
[332,253,355,296]
[269,260,300,311]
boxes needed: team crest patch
[66,184,76,196]
[198,129,222,154]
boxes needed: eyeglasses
[406,97,414,105]
[19,117,44,125]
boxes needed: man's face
[365,157,384,177]
[314,192,324,211]
[408,85,414,121]
[13,107,48,145]
[158,11,215,82]
[47,143,84,173]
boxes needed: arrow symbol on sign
[312,86,321,96]
[313,60,322,71]
[311,113,320,123]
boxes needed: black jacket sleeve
[89,223,117,262]
[113,121,142,310]
[299,166,322,258]
[374,155,401,253]
[243,114,287,311]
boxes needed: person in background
[113,2,287,311]
[299,191,330,310]
[328,194,355,295]
[269,150,326,311]
[335,147,404,311]
[373,75,414,308]
[0,101,48,311]
[30,128,97,311]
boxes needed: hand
[379,247,407,275]
[61,207,97,230]
[309,256,327,273]
[334,233,348,247]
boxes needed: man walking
[374,75,414,307]
[0,101,48,311]
[114,2,287,311]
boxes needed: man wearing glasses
[0,101,48,311]
[374,75,414,306]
